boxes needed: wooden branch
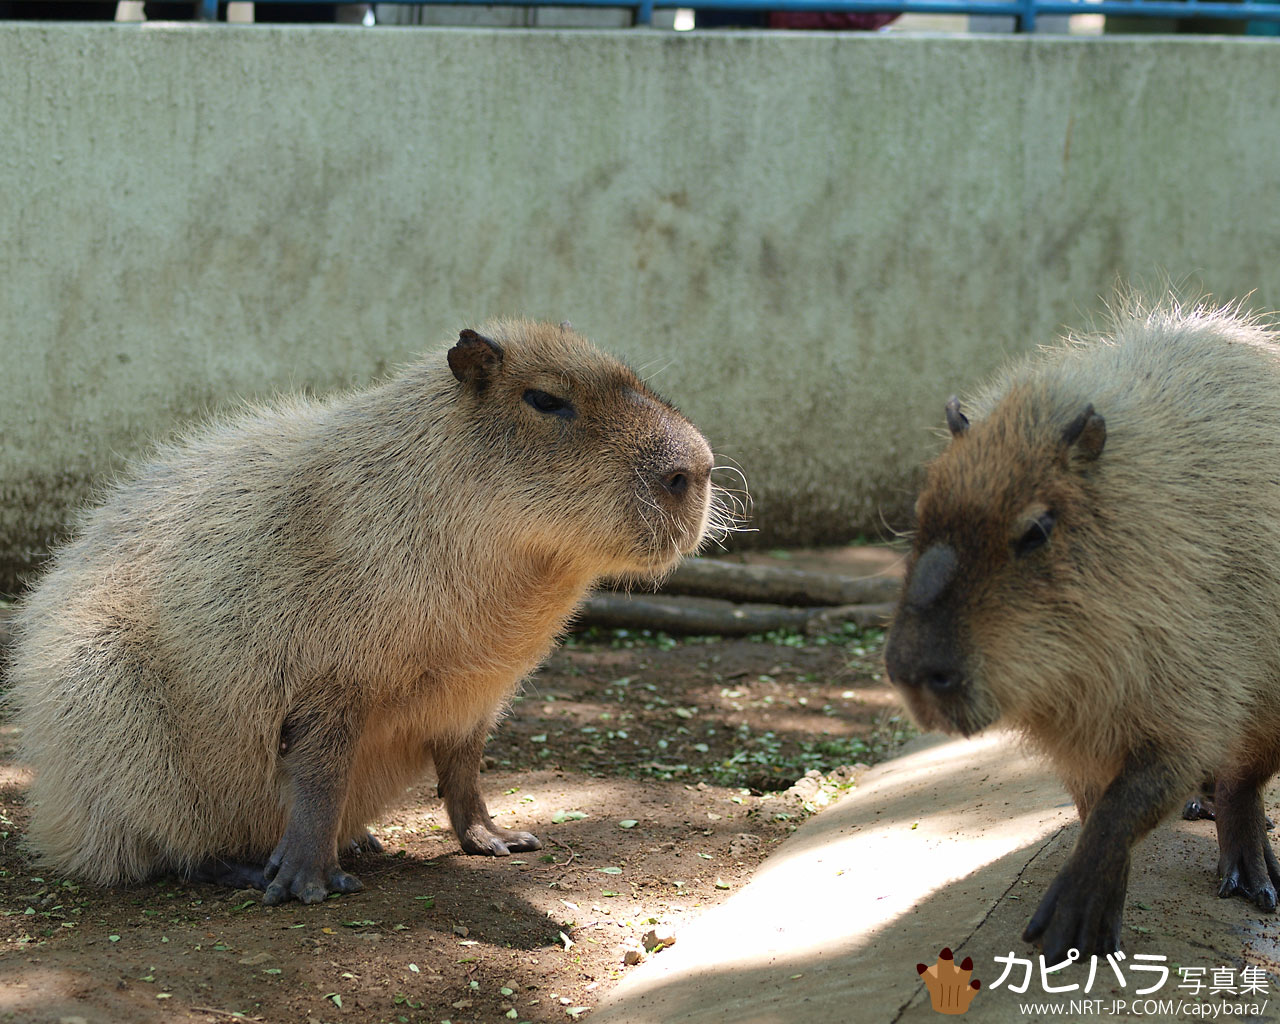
[646,557,901,607]
[576,592,893,636]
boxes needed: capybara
[10,319,721,904]
[885,299,1280,960]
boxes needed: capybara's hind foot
[1184,780,1274,829]
[188,857,268,891]
[460,825,542,857]
[346,831,384,857]
[1217,837,1280,910]
[1183,795,1216,821]
[262,841,363,905]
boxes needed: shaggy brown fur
[10,319,721,904]
[885,298,1280,960]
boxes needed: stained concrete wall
[4,25,1280,593]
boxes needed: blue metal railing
[173,0,1279,34]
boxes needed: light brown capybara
[9,319,725,904]
[885,299,1280,960]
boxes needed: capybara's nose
[660,469,690,497]
[884,625,965,697]
[922,665,963,695]
[888,657,962,695]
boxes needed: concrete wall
[4,25,1280,594]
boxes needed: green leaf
[598,866,623,875]
[618,820,638,829]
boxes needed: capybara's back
[11,319,719,903]
[885,298,1280,959]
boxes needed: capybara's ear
[1063,403,1106,461]
[448,330,505,390]
[945,396,970,438]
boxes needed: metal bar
[360,0,1280,18]
[109,0,1280,26]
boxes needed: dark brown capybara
[885,299,1280,960]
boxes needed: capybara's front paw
[1023,862,1126,962]
[1217,837,1280,911]
[262,841,364,905]
[459,825,542,857]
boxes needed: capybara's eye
[523,389,576,420]
[1013,511,1056,558]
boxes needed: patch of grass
[696,712,913,790]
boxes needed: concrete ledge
[595,732,1280,1023]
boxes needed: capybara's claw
[502,830,542,853]
[347,832,384,857]
[261,838,362,905]
[1217,869,1277,910]
[1183,797,1215,821]
[459,826,542,857]
[262,864,362,905]
[1217,850,1280,911]
[1024,862,1124,962]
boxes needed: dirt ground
[0,549,907,1024]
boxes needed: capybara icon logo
[916,947,981,1015]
